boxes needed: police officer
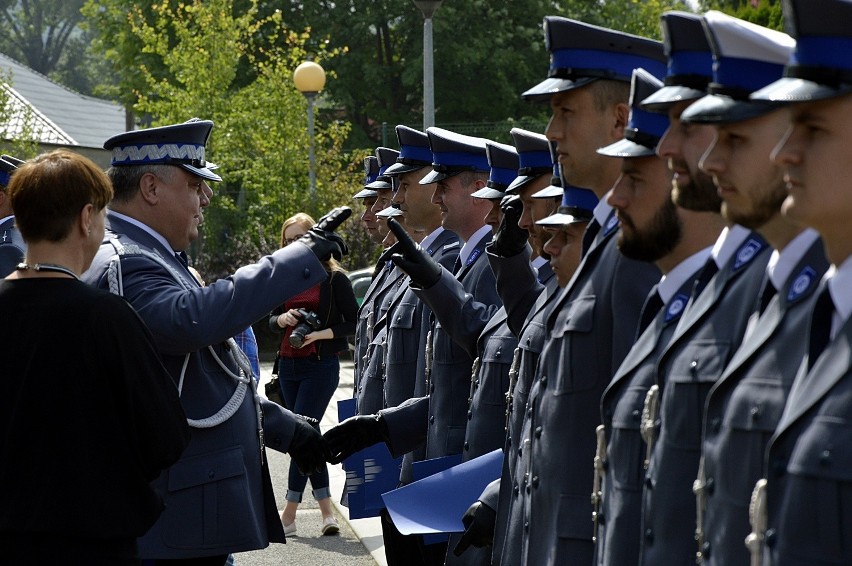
[747,1,852,562]
[636,12,779,564]
[680,12,827,565]
[82,120,337,562]
[356,147,408,415]
[594,67,724,566]
[0,156,23,276]
[326,127,502,565]
[505,17,664,565]
[462,132,566,566]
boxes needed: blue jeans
[278,355,340,501]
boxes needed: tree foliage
[83,0,358,278]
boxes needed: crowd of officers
[323,1,852,565]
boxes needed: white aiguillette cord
[16,262,80,280]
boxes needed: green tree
[84,0,360,278]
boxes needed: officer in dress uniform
[678,13,828,565]
[326,127,502,565]
[371,125,460,566]
[744,1,852,562]
[0,156,23,277]
[593,68,724,566]
[82,120,338,563]
[356,147,408,416]
[636,14,780,563]
[352,155,383,394]
[505,17,665,566]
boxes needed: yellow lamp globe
[293,61,326,94]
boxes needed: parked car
[348,266,374,307]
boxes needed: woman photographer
[269,212,358,536]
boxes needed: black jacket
[269,269,358,357]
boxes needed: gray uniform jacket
[83,213,326,559]
[763,283,852,565]
[511,220,661,566]
[0,216,25,277]
[384,230,460,411]
[482,248,560,566]
[641,233,770,566]
[354,260,390,392]
[596,276,699,566]
[381,233,502,460]
[355,266,407,415]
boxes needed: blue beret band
[793,36,852,71]
[715,57,787,95]
[432,150,490,172]
[668,50,714,79]
[399,144,433,164]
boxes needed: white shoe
[321,516,339,536]
[280,512,297,536]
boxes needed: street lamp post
[413,1,442,130]
[293,60,327,204]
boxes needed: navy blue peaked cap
[420,128,489,185]
[366,147,399,190]
[599,69,671,157]
[0,156,18,188]
[385,125,433,176]
[522,16,666,101]
[682,11,794,124]
[353,156,379,199]
[532,142,564,199]
[641,12,714,111]
[473,141,519,200]
[537,183,598,226]
[104,119,221,182]
[752,0,852,103]
[507,128,553,194]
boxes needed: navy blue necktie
[757,279,777,316]
[692,259,719,299]
[581,218,601,256]
[808,286,835,370]
[175,251,189,267]
[636,286,663,341]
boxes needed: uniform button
[524,521,529,532]
[397,315,402,322]
[644,528,654,543]
[632,409,640,421]
[430,384,435,393]
[496,349,502,357]
[750,406,761,420]
[208,470,216,479]
[541,375,547,387]
[527,407,533,416]
[705,477,715,495]
[429,415,435,424]
[526,337,531,345]
[303,268,310,278]
[645,476,654,489]
[690,360,699,376]
[535,426,542,439]
[820,449,832,466]
[518,446,523,457]
[467,410,473,420]
[531,476,539,489]
[701,542,711,558]
[765,528,777,547]
[464,442,470,451]
[513,484,519,496]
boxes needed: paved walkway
[234,358,386,566]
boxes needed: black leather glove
[387,217,443,288]
[453,500,497,556]
[487,195,528,258]
[287,415,328,475]
[297,207,352,261]
[323,414,391,464]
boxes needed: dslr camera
[289,309,323,348]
